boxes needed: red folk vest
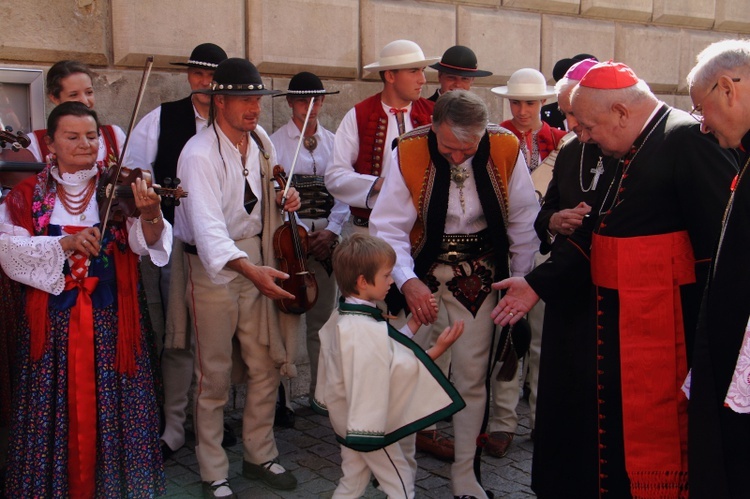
[351,93,434,220]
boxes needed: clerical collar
[638,101,664,135]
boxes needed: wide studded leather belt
[436,229,492,263]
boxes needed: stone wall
[2,0,749,138]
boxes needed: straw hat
[491,68,556,100]
[363,39,440,72]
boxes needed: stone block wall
[2,0,749,136]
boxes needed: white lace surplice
[724,316,750,413]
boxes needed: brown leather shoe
[484,431,513,458]
[416,430,454,461]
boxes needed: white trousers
[335,435,417,499]
[185,237,280,481]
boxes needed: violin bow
[99,56,154,242]
[280,96,316,209]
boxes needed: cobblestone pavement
[161,394,535,498]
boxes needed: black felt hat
[429,45,493,78]
[170,43,228,69]
[194,58,281,96]
[552,53,598,82]
[275,71,340,97]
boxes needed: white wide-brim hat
[491,68,556,100]
[363,39,440,72]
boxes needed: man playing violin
[123,42,235,461]
[270,72,347,426]
[174,58,302,498]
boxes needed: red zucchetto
[579,61,639,89]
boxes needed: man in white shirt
[325,39,438,233]
[270,72,348,424]
[174,58,302,498]
[122,43,233,460]
[370,90,539,499]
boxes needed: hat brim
[429,62,493,78]
[363,57,441,72]
[193,88,282,96]
[273,90,341,98]
[490,86,556,100]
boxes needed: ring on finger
[508,312,515,317]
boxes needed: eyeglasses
[690,77,741,122]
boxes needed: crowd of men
[2,36,750,499]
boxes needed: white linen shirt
[370,144,541,289]
[122,102,208,174]
[174,124,269,285]
[326,100,416,210]
[270,119,349,235]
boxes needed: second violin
[272,165,318,314]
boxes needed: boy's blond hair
[333,234,396,297]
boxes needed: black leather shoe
[242,459,297,490]
[202,479,237,498]
[221,423,237,448]
[160,440,175,461]
[274,406,295,428]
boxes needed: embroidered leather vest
[351,93,434,220]
[396,124,519,281]
[154,96,198,223]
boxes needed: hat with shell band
[194,58,281,96]
[170,43,228,69]
[275,71,340,97]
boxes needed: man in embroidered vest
[371,90,539,499]
[686,39,750,499]
[174,58,302,498]
[123,43,235,461]
[270,72,348,425]
[325,39,438,233]
[427,45,493,102]
[492,62,737,498]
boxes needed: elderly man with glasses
[686,39,750,499]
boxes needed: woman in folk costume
[27,60,126,164]
[0,102,171,498]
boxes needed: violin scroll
[0,127,31,152]
[97,165,188,223]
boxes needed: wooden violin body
[97,165,187,223]
[272,165,318,314]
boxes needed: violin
[0,127,31,152]
[97,165,187,223]
[272,165,318,314]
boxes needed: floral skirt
[5,303,165,498]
